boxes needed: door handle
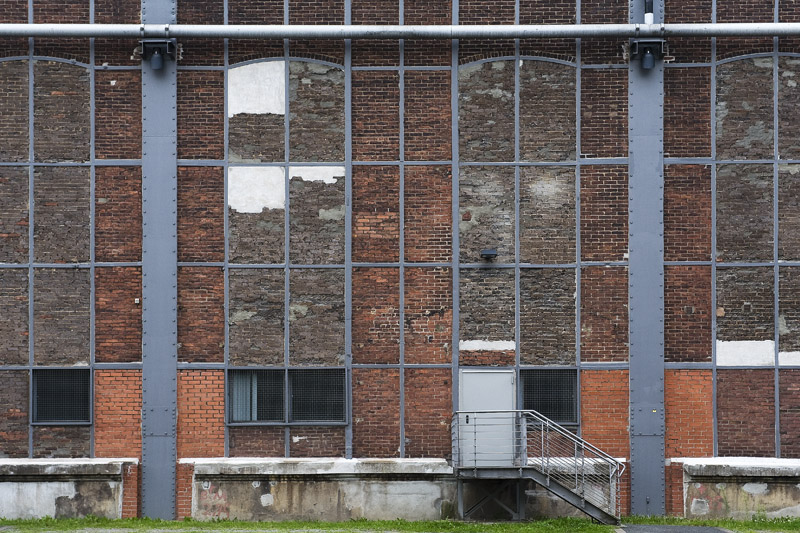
[465,414,469,424]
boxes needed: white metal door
[458,369,516,467]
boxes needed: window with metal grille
[33,369,91,423]
[229,368,346,424]
[521,369,577,424]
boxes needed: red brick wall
[94,166,142,263]
[780,370,800,458]
[122,463,140,518]
[665,370,713,458]
[405,166,452,262]
[405,267,452,364]
[717,369,775,457]
[229,426,285,457]
[177,71,224,160]
[352,368,401,457]
[580,70,628,158]
[352,166,400,262]
[94,370,142,458]
[580,267,628,362]
[177,267,225,363]
[177,166,224,263]
[95,267,142,363]
[405,72,451,162]
[664,266,712,363]
[580,165,627,262]
[175,462,194,520]
[352,268,400,364]
[664,165,712,262]
[664,69,711,158]
[352,71,400,161]
[177,370,225,459]
[289,426,346,457]
[665,462,684,516]
[95,71,141,160]
[405,368,451,458]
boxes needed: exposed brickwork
[178,166,224,263]
[580,165,627,262]
[580,0,626,64]
[0,61,28,162]
[175,462,193,520]
[178,267,225,363]
[716,59,774,160]
[780,369,800,458]
[289,426,346,457]
[459,166,514,263]
[520,268,576,365]
[459,0,513,24]
[405,71,451,161]
[352,268,400,365]
[289,62,345,162]
[519,0,576,60]
[664,67,711,158]
[718,0,773,23]
[405,368,451,458]
[520,166,576,264]
[94,370,142,457]
[95,70,141,159]
[177,370,225,459]
[664,165,712,262]
[716,267,774,342]
[405,166,451,263]
[33,268,90,365]
[177,71,224,160]
[228,268,284,366]
[177,0,224,66]
[580,369,629,458]
[0,166,28,263]
[405,267,452,365]
[460,268,515,342]
[404,0,451,66]
[95,267,142,363]
[0,371,28,458]
[716,164,773,262]
[665,463,685,516]
[351,0,398,67]
[665,370,713,457]
[459,42,515,66]
[288,0,344,64]
[289,269,345,365]
[519,61,576,162]
[459,350,515,367]
[717,38,773,61]
[580,70,627,158]
[33,62,89,163]
[289,171,345,264]
[717,369,775,457]
[228,176,285,264]
[227,0,283,64]
[229,112,284,163]
[352,368,401,457]
[664,0,712,63]
[121,463,140,518]
[780,164,800,258]
[0,269,28,365]
[665,266,712,363]
[353,166,399,263]
[780,268,800,353]
[458,60,514,162]
[32,426,90,458]
[94,0,140,66]
[95,166,142,262]
[32,1,89,63]
[33,166,90,263]
[352,71,400,161]
[229,426,285,457]
[580,267,628,362]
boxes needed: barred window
[33,369,91,423]
[521,369,577,424]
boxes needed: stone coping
[179,457,454,476]
[0,458,138,477]
[670,457,800,477]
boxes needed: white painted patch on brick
[292,436,307,443]
[110,80,116,86]
[459,340,516,351]
[228,61,285,117]
[289,166,345,184]
[228,167,285,213]
[743,482,768,495]
[780,351,800,366]
[716,340,774,366]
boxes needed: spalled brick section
[716,164,773,262]
[0,61,28,162]
[95,267,142,363]
[289,426,346,457]
[520,61,576,162]
[33,62,89,163]
[581,267,628,362]
[33,426,90,458]
[352,71,400,161]
[352,268,400,365]
[779,268,800,353]
[405,267,452,365]
[178,166,224,263]
[665,370,713,457]
[716,59,774,160]
[94,370,142,458]
[0,371,28,458]
[352,368,400,457]
[716,268,774,342]
[229,112,285,163]
[227,0,283,64]
[95,71,141,160]
[459,166,514,263]
[0,270,28,365]
[94,0,140,66]
[175,462,193,520]
[664,165,712,262]
[353,166,399,263]
[665,266,712,363]
[780,60,800,160]
[664,0,712,63]
[34,268,90,365]
[351,0,398,67]
[290,269,345,365]
[121,463,140,518]
[405,368,451,458]
[0,166,28,263]
[460,268,515,343]
[580,0,626,64]
[404,0,451,66]
[177,0,224,66]
[580,70,627,158]
[459,350,515,367]
[95,166,142,262]
[717,37,773,61]
[178,267,224,363]
[177,370,225,459]
[289,0,344,63]
[405,166,451,263]
[664,68,711,158]
[228,268,284,366]
[520,166,576,264]
[780,370,800,458]
[229,175,284,264]
[519,0,576,60]
[289,62,345,162]
[229,426,285,457]
[177,71,224,160]
[520,269,576,365]
[580,165,627,262]
[32,1,89,63]
[33,166,89,263]
[458,60,514,162]
[717,369,775,457]
[580,370,629,458]
[405,71,451,161]
[289,171,345,264]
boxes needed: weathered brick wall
[665,266,712,362]
[290,269,345,365]
[94,370,142,458]
[0,166,27,262]
[664,165,711,261]
[580,165,627,262]
[716,59,773,159]
[460,268,515,344]
[405,368,451,458]
[352,268,400,365]
[717,369,775,457]
[0,270,28,365]
[405,267,452,364]
[352,71,400,161]
[33,62,89,163]
[95,70,142,160]
[95,167,142,262]
[580,70,627,158]
[716,268,774,342]
[177,166,224,263]
[519,61,575,161]
[229,427,285,457]
[178,267,225,363]
[33,268,90,365]
[580,267,628,362]
[289,427,346,457]
[351,0,398,67]
[780,268,800,353]
[33,167,90,263]
[716,164,773,262]
[458,60,514,162]
[0,371,28,458]
[664,68,711,158]
[459,166,514,263]
[289,171,345,263]
[177,71,224,160]
[0,61,28,162]
[519,167,575,263]
[95,267,142,363]
[519,269,575,365]
[779,165,800,259]
[33,426,90,458]
[405,166,451,262]
[664,370,713,457]
[177,370,225,459]
[289,62,345,161]
[405,71,451,161]
[352,368,401,457]
[353,166,399,262]
[780,370,800,458]
[229,268,284,366]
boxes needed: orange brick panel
[664,370,713,458]
[580,369,629,458]
[175,462,193,520]
[122,463,140,518]
[352,166,400,263]
[94,370,142,458]
[404,267,452,365]
[177,370,225,459]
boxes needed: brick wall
[0,270,28,366]
[580,70,627,158]
[664,68,711,158]
[780,370,800,458]
[405,71,451,161]
[717,370,775,457]
[229,427,285,457]
[405,368,451,458]
[33,426,90,458]
[0,61,28,162]
[405,166,451,262]
[520,269,576,365]
[94,370,142,458]
[352,71,400,161]
[352,268,400,364]
[177,370,225,459]
[178,267,225,363]
[665,266,712,363]
[177,71,224,160]
[95,167,142,262]
[352,369,401,457]
[289,427,346,457]
[33,268,90,365]
[353,166,399,262]
[177,166,224,263]
[665,370,713,458]
[0,371,28,458]
[581,267,628,362]
[95,267,142,363]
[95,71,141,159]
[664,165,711,262]
[580,370,630,457]
[405,267,452,364]
[580,165,627,262]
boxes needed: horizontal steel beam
[2,23,800,39]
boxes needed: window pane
[229,370,284,422]
[522,369,577,424]
[290,369,345,422]
[256,370,285,422]
[34,369,90,423]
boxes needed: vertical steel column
[628,0,666,516]
[140,0,178,519]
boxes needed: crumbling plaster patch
[716,340,774,366]
[228,61,285,117]
[228,167,284,213]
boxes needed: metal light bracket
[630,39,665,69]
[139,39,177,69]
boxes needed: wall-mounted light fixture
[139,39,177,70]
[630,39,665,70]
[480,249,498,261]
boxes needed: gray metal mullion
[283,40,290,454]
[575,21,582,434]
[398,35,406,458]
[514,36,521,410]
[773,34,781,457]
[223,0,230,456]
[93,159,143,166]
[93,362,145,369]
[345,37,354,459]
[450,33,460,414]
[89,25,97,458]
[664,362,715,369]
[580,362,631,370]
[27,18,34,458]
[353,363,453,369]
[710,29,719,457]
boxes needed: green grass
[623,514,800,531]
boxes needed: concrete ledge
[675,457,800,478]
[181,457,453,477]
[0,458,138,477]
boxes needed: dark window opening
[33,369,91,423]
[521,369,577,424]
